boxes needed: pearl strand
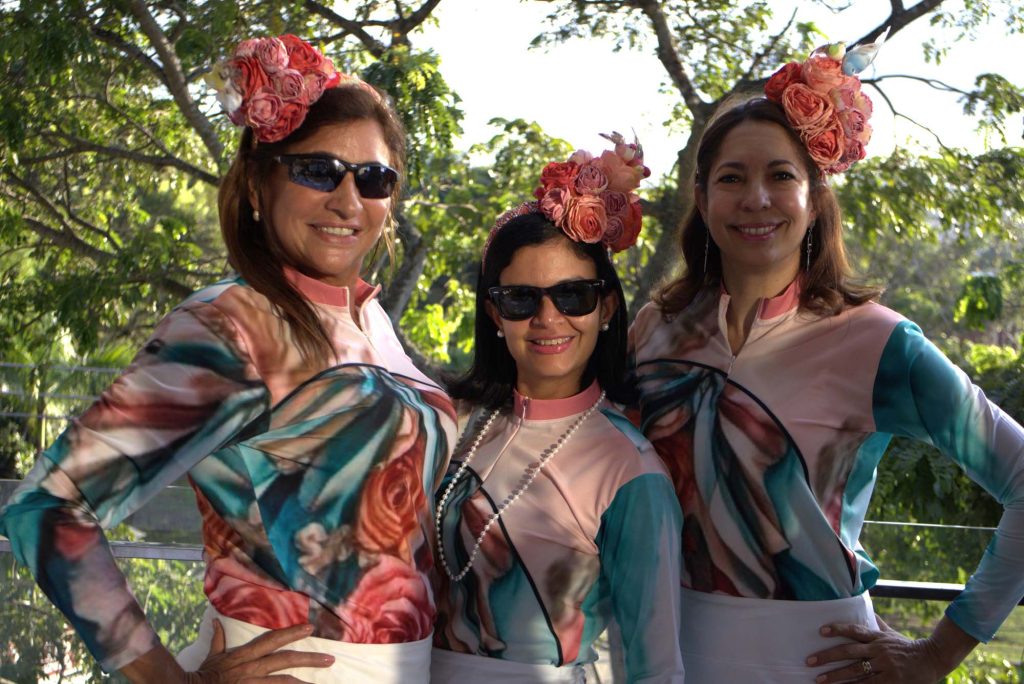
[435,390,606,582]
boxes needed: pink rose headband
[764,32,887,175]
[207,34,372,143]
[483,132,651,265]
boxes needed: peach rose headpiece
[765,35,886,174]
[482,132,651,265]
[207,34,372,143]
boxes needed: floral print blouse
[0,269,456,671]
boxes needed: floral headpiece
[207,34,366,143]
[765,34,886,174]
[484,132,651,262]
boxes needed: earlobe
[485,301,504,338]
[694,185,708,222]
[600,292,619,329]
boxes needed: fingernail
[320,655,335,664]
[301,623,315,634]
[820,626,832,636]
[806,656,818,665]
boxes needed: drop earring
[703,229,710,275]
[805,224,814,270]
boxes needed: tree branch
[855,0,944,45]
[38,131,219,186]
[305,0,387,57]
[125,0,226,165]
[631,0,709,119]
[89,26,169,89]
[868,82,955,152]
[743,10,797,83]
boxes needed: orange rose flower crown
[207,34,372,143]
[765,33,887,175]
[484,132,652,262]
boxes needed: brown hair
[218,85,406,364]
[655,97,880,317]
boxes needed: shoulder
[588,403,671,480]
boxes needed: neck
[515,375,585,402]
[720,261,799,353]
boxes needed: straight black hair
[447,212,633,408]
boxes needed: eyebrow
[715,159,799,171]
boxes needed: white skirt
[176,604,432,683]
[430,647,586,683]
[680,588,878,683]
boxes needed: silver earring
[805,224,814,270]
[600,322,610,332]
[252,209,261,222]
[496,330,504,338]
[703,229,710,275]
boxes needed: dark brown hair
[218,85,406,364]
[655,97,880,316]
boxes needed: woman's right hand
[185,619,335,683]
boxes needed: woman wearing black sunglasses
[0,35,455,683]
[431,139,684,683]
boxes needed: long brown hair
[218,85,406,364]
[655,97,880,317]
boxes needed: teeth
[735,224,777,236]
[316,226,355,237]
[533,337,572,346]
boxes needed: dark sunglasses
[274,154,399,199]
[488,279,606,321]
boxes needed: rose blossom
[574,164,609,195]
[280,34,327,71]
[804,120,846,171]
[602,216,625,250]
[258,99,307,143]
[538,161,579,193]
[568,149,593,165]
[234,38,262,59]
[340,556,434,643]
[765,62,802,101]
[232,57,271,98]
[354,449,427,561]
[563,195,607,243]
[601,190,630,218]
[606,196,642,252]
[540,187,571,226]
[246,88,282,127]
[253,38,288,74]
[801,55,846,92]
[595,150,644,193]
[781,83,836,137]
[274,68,307,102]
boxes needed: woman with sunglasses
[0,35,455,683]
[629,45,1024,683]
[431,139,685,683]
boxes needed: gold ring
[861,658,872,675]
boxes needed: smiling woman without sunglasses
[629,41,1024,683]
[432,138,684,683]
[0,35,456,683]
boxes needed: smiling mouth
[531,337,573,346]
[732,223,779,236]
[314,225,357,237]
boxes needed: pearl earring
[252,209,261,222]
[496,330,504,338]
[600,322,610,332]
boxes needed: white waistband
[680,588,878,683]
[430,648,585,683]
[176,604,432,683]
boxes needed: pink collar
[283,266,379,309]
[513,381,603,420]
[719,277,802,321]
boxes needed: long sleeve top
[0,268,457,671]
[629,279,1024,643]
[433,382,685,682]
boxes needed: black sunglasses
[274,154,399,199]
[488,279,606,321]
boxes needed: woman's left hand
[806,614,969,683]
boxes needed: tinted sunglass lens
[551,282,600,316]
[355,165,398,199]
[497,288,541,320]
[289,158,340,192]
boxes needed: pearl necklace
[435,390,606,582]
